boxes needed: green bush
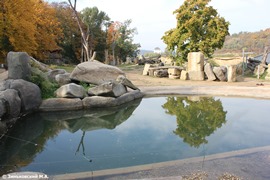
[30,67,59,99]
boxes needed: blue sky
[48,0,270,51]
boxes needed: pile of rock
[0,52,42,134]
[143,52,237,82]
[0,52,143,128]
[39,60,143,111]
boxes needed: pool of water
[1,96,270,175]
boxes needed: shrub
[30,67,59,99]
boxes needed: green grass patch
[52,64,76,73]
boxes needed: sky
[48,0,270,51]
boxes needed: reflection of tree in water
[162,97,227,148]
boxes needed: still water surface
[1,96,270,175]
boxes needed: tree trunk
[104,49,109,64]
[261,46,269,65]
[68,0,90,61]
[90,51,96,60]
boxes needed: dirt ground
[123,65,269,88]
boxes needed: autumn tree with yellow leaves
[0,0,62,61]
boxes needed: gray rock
[0,80,11,91]
[0,121,7,134]
[154,69,168,77]
[55,73,71,85]
[10,79,42,112]
[213,67,227,81]
[83,90,143,108]
[116,90,143,105]
[55,83,86,98]
[0,99,6,117]
[70,60,125,85]
[39,98,83,111]
[116,75,139,90]
[7,52,31,80]
[88,82,127,97]
[204,63,216,81]
[0,89,21,118]
[47,69,67,81]
[83,96,117,108]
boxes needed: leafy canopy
[162,0,230,62]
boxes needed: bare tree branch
[67,0,90,61]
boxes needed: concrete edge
[52,145,270,180]
[140,85,270,99]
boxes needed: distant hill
[139,49,153,55]
[216,28,270,55]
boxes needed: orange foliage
[0,0,63,60]
[107,21,121,46]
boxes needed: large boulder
[116,75,139,90]
[88,82,127,97]
[213,67,227,81]
[9,79,42,112]
[55,83,86,98]
[0,80,11,91]
[83,96,117,108]
[39,98,83,111]
[70,60,125,85]
[7,52,31,80]
[0,89,21,118]
[116,90,143,105]
[204,63,216,81]
[83,90,143,108]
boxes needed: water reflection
[162,96,227,147]
[0,114,64,176]
[0,98,142,176]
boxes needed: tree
[0,0,63,61]
[0,0,38,59]
[162,0,229,63]
[115,19,140,63]
[80,7,110,60]
[67,0,90,62]
[107,21,122,64]
[35,1,63,60]
[107,20,140,65]
[52,2,81,63]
